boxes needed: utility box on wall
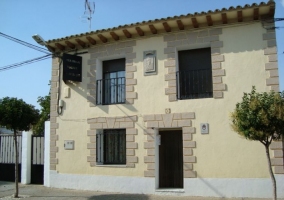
[64,140,74,150]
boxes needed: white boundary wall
[44,121,50,187]
[21,131,32,184]
[49,172,284,198]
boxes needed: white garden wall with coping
[20,124,48,185]
[44,121,50,187]
[21,131,32,184]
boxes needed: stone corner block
[144,170,155,177]
[184,170,197,178]
[213,91,223,99]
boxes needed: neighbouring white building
[0,127,14,134]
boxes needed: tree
[231,87,284,200]
[0,97,39,198]
[32,95,50,135]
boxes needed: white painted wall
[50,172,284,198]
[54,23,273,178]
[21,131,32,184]
[44,121,50,187]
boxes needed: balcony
[96,77,125,105]
[176,69,213,100]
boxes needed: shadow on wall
[60,79,87,114]
[196,175,225,198]
[63,80,86,102]
[88,194,150,200]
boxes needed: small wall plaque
[64,87,70,98]
[144,50,157,76]
[165,108,171,114]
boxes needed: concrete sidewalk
[0,181,282,200]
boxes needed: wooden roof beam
[55,43,65,51]
[46,45,55,52]
[86,36,96,45]
[98,34,108,43]
[163,22,171,32]
[75,39,86,48]
[254,8,259,20]
[110,32,119,41]
[269,5,275,17]
[177,20,184,30]
[221,13,228,24]
[65,41,76,49]
[206,15,213,26]
[135,27,144,36]
[237,10,243,22]
[123,29,132,38]
[149,25,157,34]
[191,18,199,28]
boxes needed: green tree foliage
[32,95,50,135]
[0,97,39,198]
[0,97,39,132]
[231,87,284,200]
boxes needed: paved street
[1,181,283,200]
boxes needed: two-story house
[44,0,283,198]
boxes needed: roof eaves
[46,1,275,44]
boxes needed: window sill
[96,164,128,168]
[96,102,126,106]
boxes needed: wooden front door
[159,130,183,188]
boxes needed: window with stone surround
[177,48,213,99]
[96,129,126,165]
[96,58,125,105]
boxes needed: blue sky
[0,0,283,109]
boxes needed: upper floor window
[177,48,213,100]
[96,58,125,105]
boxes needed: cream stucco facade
[46,1,283,198]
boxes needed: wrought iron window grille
[176,69,213,100]
[96,129,126,165]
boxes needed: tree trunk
[13,130,19,198]
[265,144,277,200]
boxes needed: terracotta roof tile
[46,1,274,43]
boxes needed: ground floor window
[96,129,126,165]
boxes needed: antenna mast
[84,0,95,31]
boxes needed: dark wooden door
[159,130,183,188]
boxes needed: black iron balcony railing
[176,69,213,100]
[96,77,125,105]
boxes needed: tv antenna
[82,0,95,31]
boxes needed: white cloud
[282,0,284,7]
